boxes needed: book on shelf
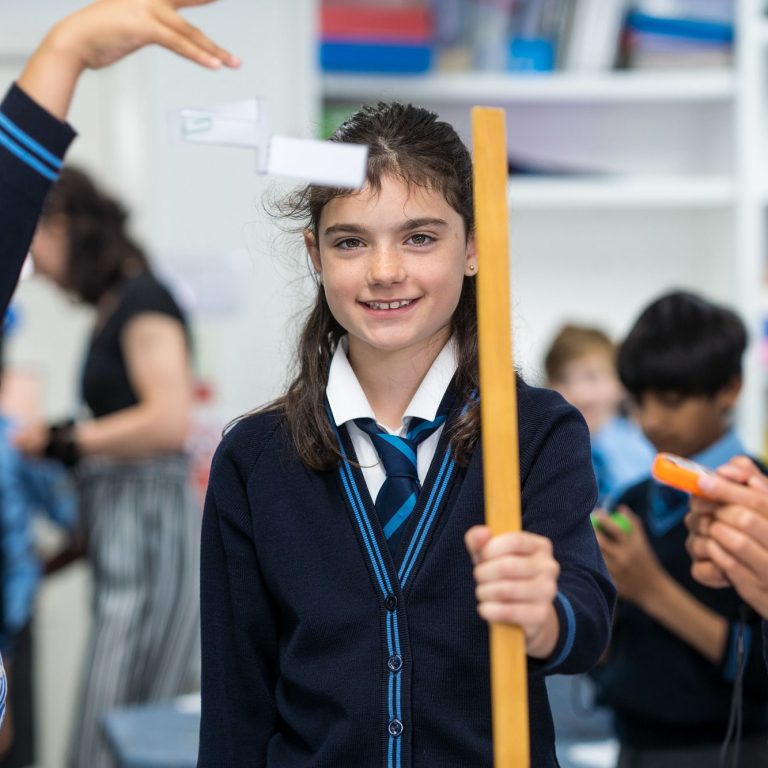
[624,1,734,69]
[320,2,434,74]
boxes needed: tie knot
[354,414,446,479]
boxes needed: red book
[321,4,433,43]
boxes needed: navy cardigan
[0,84,75,315]
[199,380,616,767]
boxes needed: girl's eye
[407,233,435,246]
[336,237,364,250]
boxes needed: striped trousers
[67,455,200,768]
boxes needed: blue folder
[320,41,433,74]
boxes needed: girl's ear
[464,234,478,276]
[304,229,322,274]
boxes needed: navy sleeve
[719,610,768,698]
[518,391,616,676]
[0,83,76,315]
[764,620,768,671]
[198,430,279,767]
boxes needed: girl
[17,167,200,768]
[199,102,615,767]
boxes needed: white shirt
[326,336,458,502]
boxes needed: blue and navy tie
[354,411,447,556]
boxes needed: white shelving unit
[323,69,735,103]
[507,176,734,209]
[319,0,768,452]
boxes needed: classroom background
[0,0,763,766]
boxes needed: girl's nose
[367,247,406,285]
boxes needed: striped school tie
[354,411,447,556]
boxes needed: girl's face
[30,215,70,288]
[305,174,476,362]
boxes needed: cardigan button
[385,594,398,612]
[387,654,403,672]
[388,719,404,738]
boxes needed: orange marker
[651,453,714,497]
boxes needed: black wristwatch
[44,420,80,468]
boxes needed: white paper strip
[268,136,368,188]
[169,99,368,188]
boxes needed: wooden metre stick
[471,107,530,767]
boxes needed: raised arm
[1,0,239,315]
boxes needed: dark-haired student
[591,291,768,767]
[0,0,239,316]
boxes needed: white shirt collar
[327,336,458,434]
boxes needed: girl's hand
[45,0,240,72]
[12,420,48,457]
[18,0,239,121]
[594,506,664,607]
[465,526,560,659]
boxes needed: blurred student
[15,168,199,768]
[0,0,239,316]
[0,333,76,768]
[592,291,768,767]
[545,324,653,506]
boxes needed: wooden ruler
[471,106,530,767]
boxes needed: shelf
[322,69,735,104]
[507,176,734,209]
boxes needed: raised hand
[18,0,239,121]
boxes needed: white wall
[1,1,319,764]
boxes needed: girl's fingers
[712,505,768,549]
[685,511,712,537]
[480,531,550,560]
[464,525,493,565]
[154,25,223,67]
[173,0,220,8]
[157,6,239,66]
[709,520,768,576]
[474,555,544,584]
[690,559,729,588]
[475,575,557,605]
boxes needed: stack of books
[320,2,434,74]
[624,0,734,69]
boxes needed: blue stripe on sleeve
[0,111,63,170]
[548,592,576,669]
[0,126,58,181]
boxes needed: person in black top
[15,167,200,768]
[591,291,768,767]
[0,0,239,317]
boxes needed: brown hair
[268,102,480,471]
[544,325,616,383]
[41,166,148,305]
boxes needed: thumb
[465,525,493,564]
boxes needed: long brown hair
[41,167,148,305]
[269,102,480,470]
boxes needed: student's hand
[465,526,560,659]
[18,0,239,121]
[685,456,768,618]
[594,506,665,608]
[12,420,48,456]
[45,0,240,72]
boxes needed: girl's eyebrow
[400,217,448,230]
[323,217,448,238]
[323,223,367,237]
